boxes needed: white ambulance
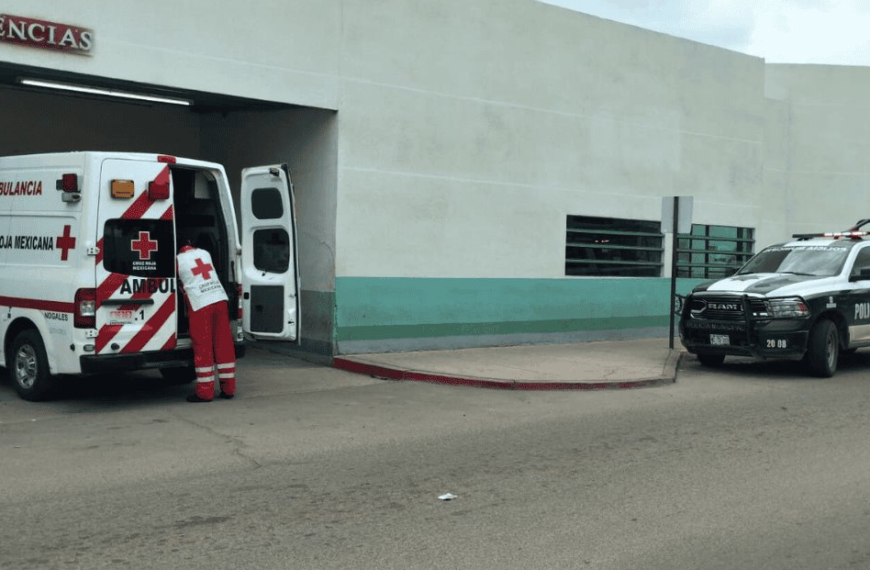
[0,152,299,401]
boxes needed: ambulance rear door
[94,158,178,356]
[240,164,299,341]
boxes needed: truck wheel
[159,366,196,384]
[697,353,725,367]
[806,319,838,378]
[10,330,55,401]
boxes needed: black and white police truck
[679,226,870,377]
[0,152,300,401]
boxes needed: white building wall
[0,0,804,281]
[758,95,792,249]
[765,64,870,239]
[335,0,768,278]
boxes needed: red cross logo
[191,257,214,280]
[131,231,158,260]
[55,225,76,261]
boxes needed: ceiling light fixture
[18,78,192,106]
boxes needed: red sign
[0,14,93,55]
[56,225,76,261]
[131,231,158,261]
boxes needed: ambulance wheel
[159,366,196,384]
[806,319,838,378]
[10,330,55,402]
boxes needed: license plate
[109,309,135,325]
[710,334,730,346]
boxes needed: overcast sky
[538,0,870,66]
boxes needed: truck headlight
[768,297,810,318]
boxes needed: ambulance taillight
[59,173,81,203]
[74,288,96,328]
[61,173,78,192]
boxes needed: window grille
[676,224,755,279]
[565,215,664,277]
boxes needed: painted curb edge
[333,350,684,391]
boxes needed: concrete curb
[333,350,684,391]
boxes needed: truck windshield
[737,246,849,277]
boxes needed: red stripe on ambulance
[0,295,74,313]
[121,294,176,354]
[123,190,158,220]
[95,277,170,353]
[96,273,129,308]
[161,334,177,351]
[94,324,123,354]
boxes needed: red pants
[188,300,236,400]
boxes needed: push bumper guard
[681,295,807,358]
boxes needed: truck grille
[689,296,769,321]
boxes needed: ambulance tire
[10,330,55,402]
[159,366,196,384]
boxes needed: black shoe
[186,394,212,403]
[219,391,235,400]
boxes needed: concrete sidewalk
[332,337,683,391]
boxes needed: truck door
[240,164,299,341]
[846,245,870,344]
[95,159,178,356]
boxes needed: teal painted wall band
[335,277,703,342]
[338,315,668,341]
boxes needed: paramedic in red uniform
[176,245,236,402]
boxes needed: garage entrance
[0,63,339,360]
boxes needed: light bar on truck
[792,231,870,240]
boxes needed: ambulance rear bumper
[79,343,246,374]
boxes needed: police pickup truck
[679,228,870,377]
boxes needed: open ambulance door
[240,165,300,342]
[94,158,178,356]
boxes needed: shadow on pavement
[0,367,192,408]
[681,349,870,382]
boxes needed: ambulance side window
[253,229,290,273]
[103,219,175,278]
[250,187,289,273]
[251,188,283,219]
